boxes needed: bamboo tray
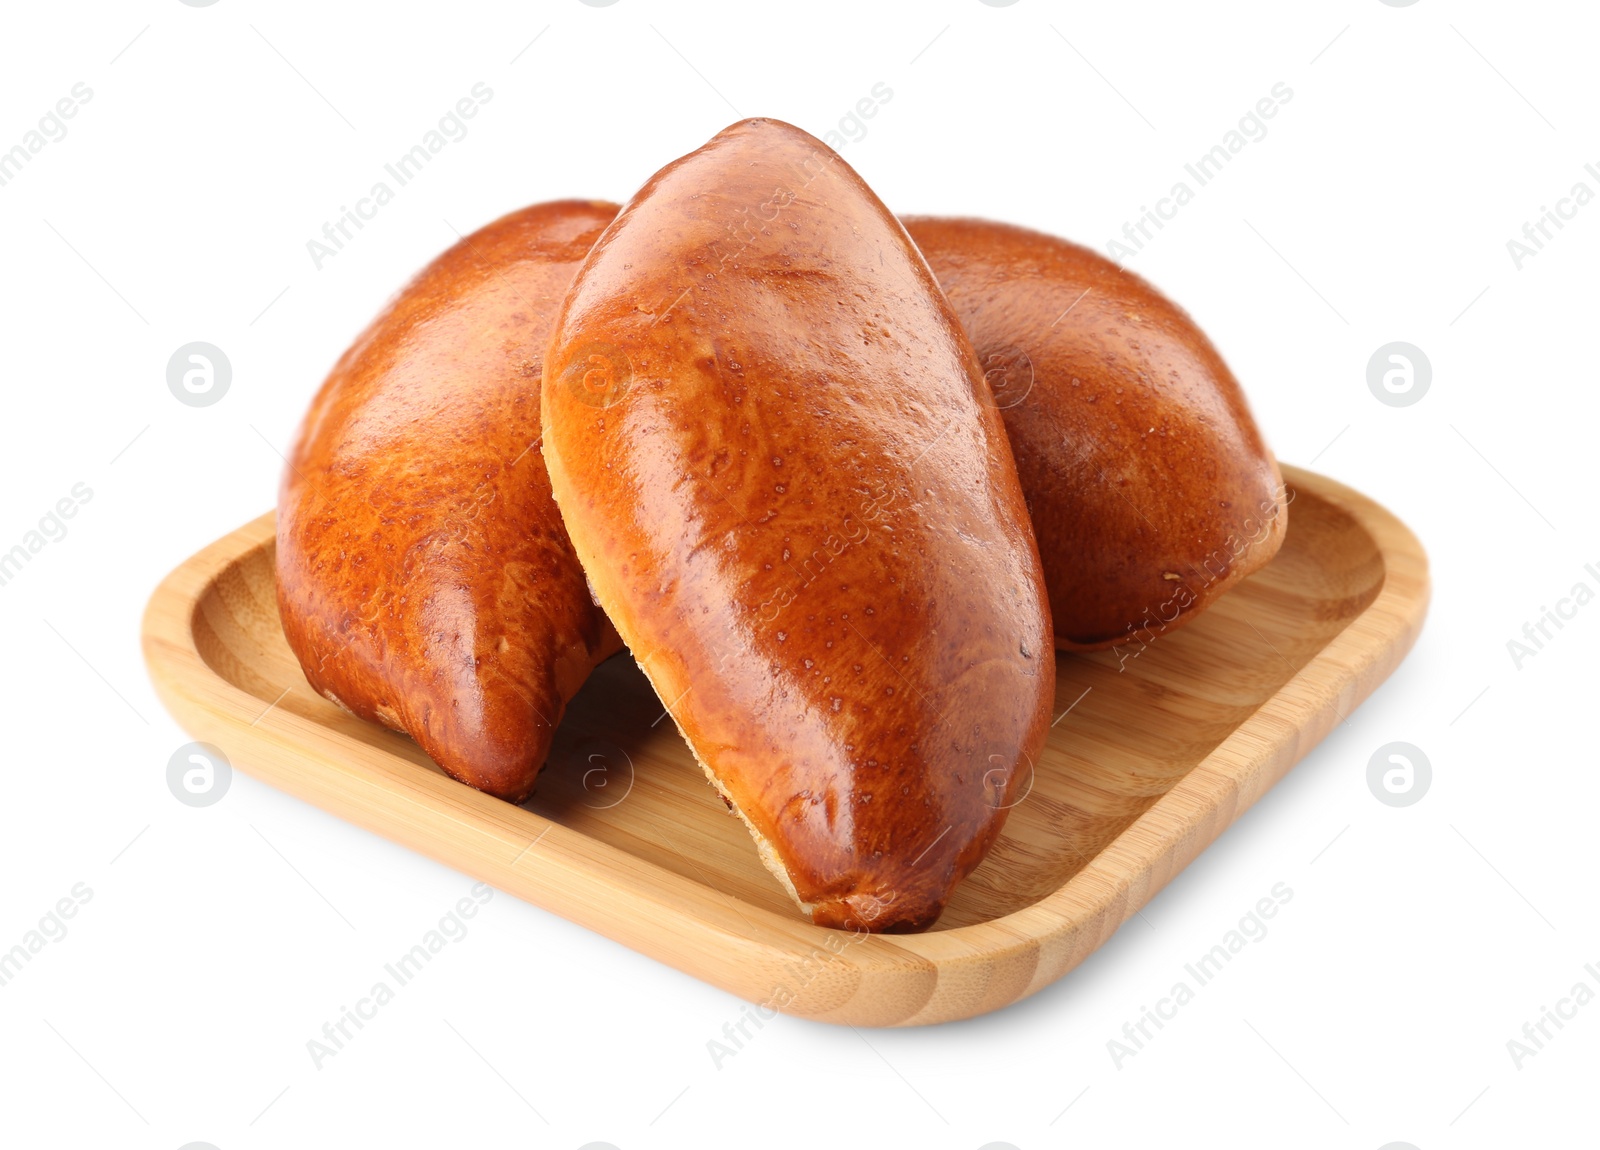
[141,464,1427,1026]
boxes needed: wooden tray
[141,464,1427,1026]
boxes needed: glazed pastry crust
[542,121,1053,932]
[277,201,623,802]
[904,216,1288,650]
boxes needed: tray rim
[140,463,1429,1026]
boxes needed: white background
[1,1,1594,1147]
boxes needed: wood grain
[141,464,1428,1026]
